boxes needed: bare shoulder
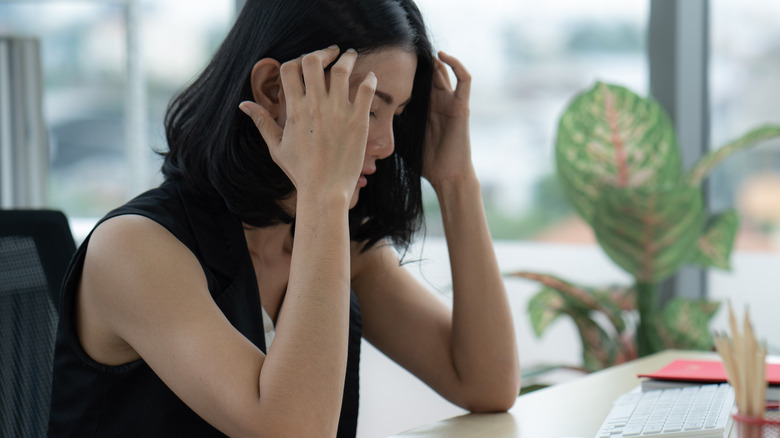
[78,214,208,365]
[78,215,272,434]
[83,214,205,295]
[88,214,184,257]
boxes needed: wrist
[430,167,480,201]
[294,189,352,217]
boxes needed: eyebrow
[375,89,412,108]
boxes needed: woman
[49,0,520,436]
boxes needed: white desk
[391,350,746,438]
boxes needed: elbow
[461,379,521,414]
[464,390,518,414]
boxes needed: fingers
[280,45,340,99]
[328,49,358,99]
[300,45,340,98]
[353,71,377,112]
[279,59,305,99]
[433,58,451,90]
[437,51,471,100]
[238,101,283,148]
[279,46,371,110]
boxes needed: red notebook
[638,359,780,385]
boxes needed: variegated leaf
[570,314,622,372]
[556,82,682,225]
[658,298,721,351]
[686,125,780,186]
[589,287,632,333]
[593,186,705,283]
[527,288,566,337]
[688,210,739,270]
[511,271,625,332]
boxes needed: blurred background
[2,1,779,436]
[1,0,778,248]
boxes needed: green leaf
[589,287,633,333]
[686,125,780,186]
[570,314,622,372]
[511,271,625,333]
[527,288,566,337]
[515,272,634,371]
[688,210,739,270]
[555,82,682,225]
[658,298,721,350]
[593,186,706,283]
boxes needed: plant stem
[636,281,663,356]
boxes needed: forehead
[350,47,417,101]
[352,47,417,73]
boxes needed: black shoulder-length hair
[162,0,434,251]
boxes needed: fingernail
[328,44,339,50]
[238,101,252,117]
[347,48,357,54]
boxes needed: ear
[250,58,283,119]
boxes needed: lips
[358,167,375,188]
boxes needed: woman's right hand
[240,46,377,203]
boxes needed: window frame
[648,0,710,301]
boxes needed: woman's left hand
[422,51,475,189]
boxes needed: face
[347,48,417,208]
[276,47,418,209]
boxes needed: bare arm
[354,51,520,412]
[354,217,519,413]
[424,52,520,410]
[439,172,521,410]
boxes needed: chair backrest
[0,210,76,438]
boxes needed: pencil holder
[732,403,780,438]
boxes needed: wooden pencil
[743,308,755,416]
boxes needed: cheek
[367,116,394,146]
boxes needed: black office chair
[0,210,76,438]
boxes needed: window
[707,0,780,353]
[710,0,780,252]
[415,0,649,242]
[0,0,234,219]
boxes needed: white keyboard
[595,384,735,438]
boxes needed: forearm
[435,172,521,409]
[257,193,352,434]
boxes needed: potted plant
[510,82,780,372]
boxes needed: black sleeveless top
[48,179,362,437]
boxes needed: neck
[243,221,294,261]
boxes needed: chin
[349,190,360,210]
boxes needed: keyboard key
[621,424,645,436]
[642,422,664,433]
[663,423,683,432]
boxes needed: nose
[367,119,395,160]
